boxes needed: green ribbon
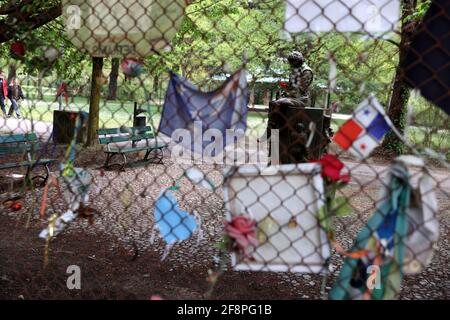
[330,162,410,300]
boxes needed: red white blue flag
[333,95,392,159]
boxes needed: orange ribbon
[39,175,62,219]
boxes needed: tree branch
[0,0,25,15]
[0,3,62,43]
[384,38,401,48]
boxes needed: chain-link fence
[0,0,448,300]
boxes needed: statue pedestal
[268,100,327,163]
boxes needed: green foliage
[404,0,432,23]
[143,0,400,112]
[319,196,352,233]
[318,206,331,232]
[213,235,230,251]
[408,96,450,155]
[0,17,90,92]
[383,132,405,155]
[0,0,401,111]
[331,197,352,217]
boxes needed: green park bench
[0,133,57,186]
[97,126,167,171]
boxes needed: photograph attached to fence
[223,163,330,273]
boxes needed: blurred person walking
[7,78,25,119]
[0,70,8,117]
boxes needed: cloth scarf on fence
[330,156,439,300]
[330,160,411,300]
[158,69,248,157]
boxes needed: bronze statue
[267,51,330,164]
[283,51,313,107]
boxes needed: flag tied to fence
[330,160,411,300]
[330,157,439,300]
[159,69,248,156]
[333,95,391,159]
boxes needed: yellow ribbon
[43,213,58,268]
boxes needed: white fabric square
[285,0,400,33]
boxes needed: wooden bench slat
[97,126,152,135]
[106,144,167,154]
[0,145,32,154]
[97,126,166,169]
[0,133,37,144]
[98,133,155,145]
[98,136,130,144]
[0,159,57,170]
[0,143,41,155]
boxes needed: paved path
[345,159,450,190]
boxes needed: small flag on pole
[333,95,391,159]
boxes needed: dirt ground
[0,214,301,300]
[0,145,449,300]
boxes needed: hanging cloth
[389,156,439,275]
[158,69,248,156]
[330,156,439,299]
[330,160,410,300]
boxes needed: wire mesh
[0,0,448,300]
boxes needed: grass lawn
[20,96,153,126]
[14,93,449,158]
[17,95,365,138]
[408,126,450,158]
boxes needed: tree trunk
[107,58,119,100]
[153,74,159,105]
[381,0,417,155]
[37,69,45,100]
[86,57,103,146]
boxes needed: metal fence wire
[0,0,448,300]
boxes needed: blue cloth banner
[158,69,248,155]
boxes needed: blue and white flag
[158,69,248,156]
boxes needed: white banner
[63,0,188,57]
[285,0,400,33]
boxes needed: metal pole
[132,101,137,147]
